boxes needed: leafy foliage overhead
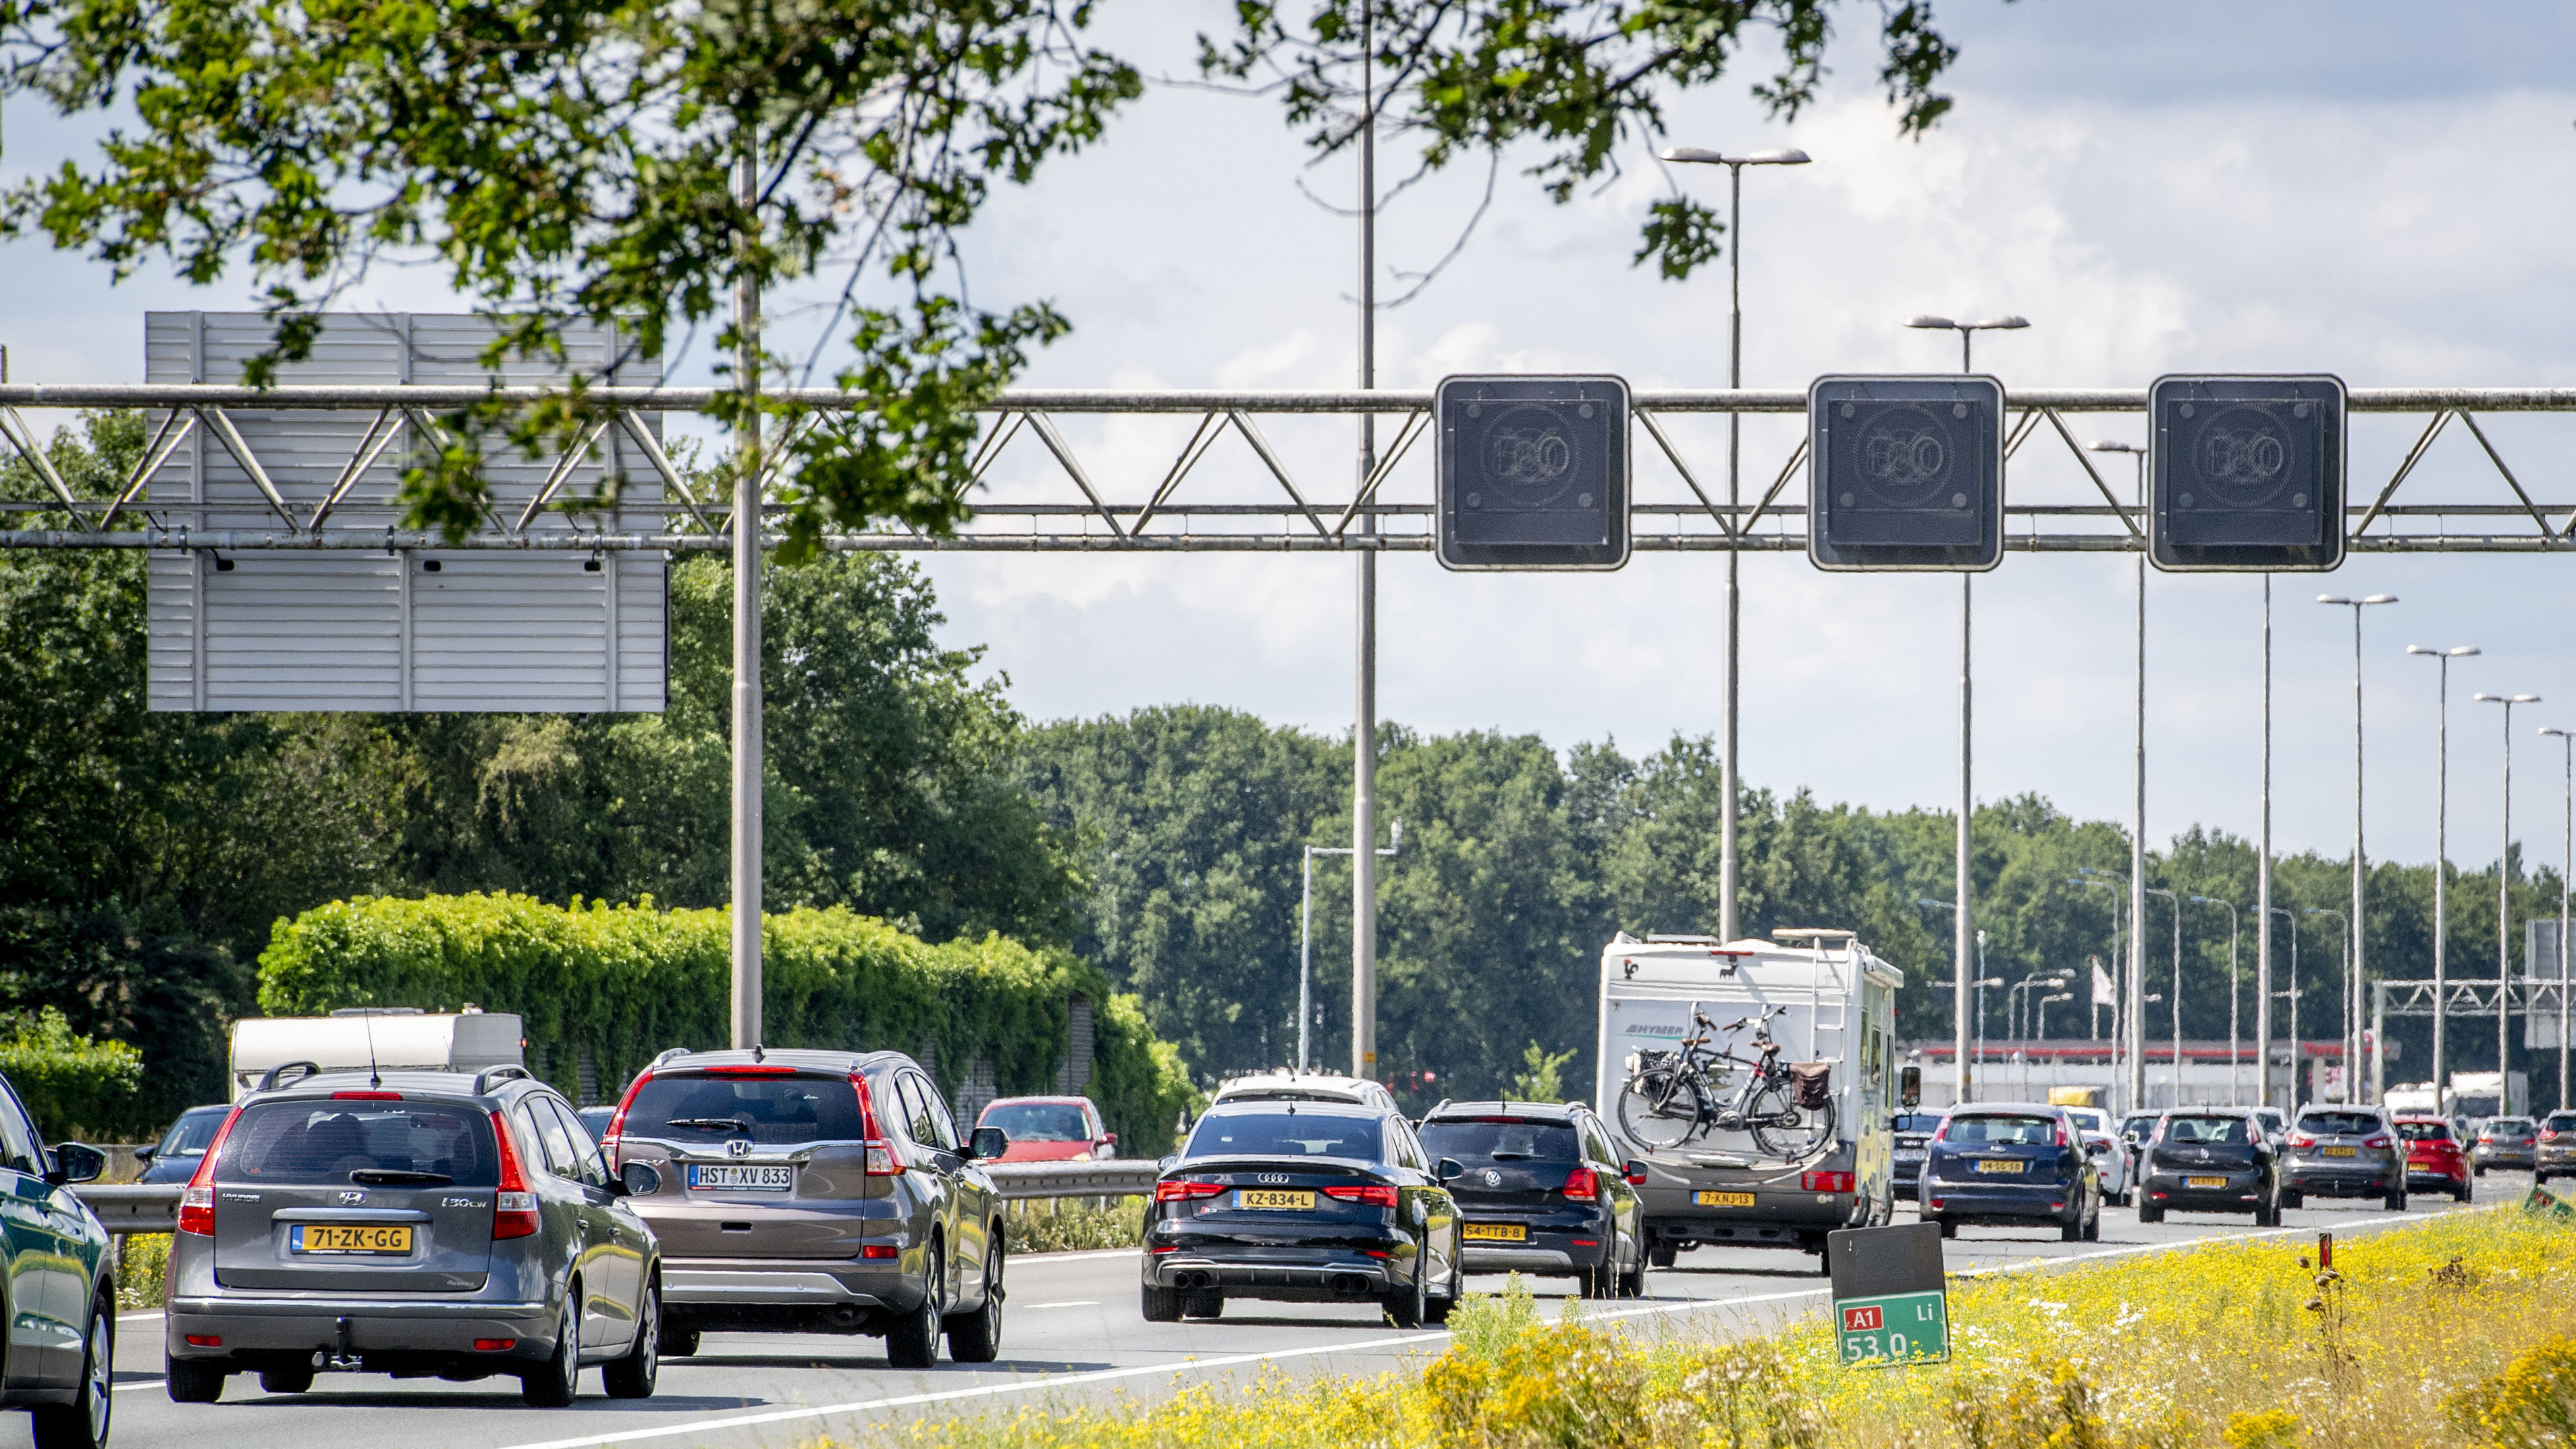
[0,0,1142,539]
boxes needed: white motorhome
[1592,928,1905,1270]
[228,1009,525,1099]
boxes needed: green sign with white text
[1835,1289,1950,1367]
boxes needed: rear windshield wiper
[664,1117,753,1134]
[349,1169,452,1185]
[1486,1151,1539,1160]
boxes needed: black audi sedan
[2135,1108,2280,1224]
[1917,1103,2101,1242]
[1417,1101,1644,1297]
[1142,1101,1461,1326]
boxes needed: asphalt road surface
[49,1177,2525,1449]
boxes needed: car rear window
[1892,1113,1945,1133]
[2164,1116,2251,1144]
[623,1073,866,1146]
[2396,1120,2453,1142]
[2546,1113,2576,1132]
[1943,1114,2056,1145]
[2299,1111,2382,1136]
[1185,1111,1380,1160]
[1419,1119,1578,1163]
[982,1103,1092,1142]
[2487,1119,2533,1136]
[157,1107,228,1157]
[219,1101,498,1186]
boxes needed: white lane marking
[1017,1300,1100,1310]
[113,1381,167,1393]
[1011,1248,1140,1264]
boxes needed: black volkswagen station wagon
[1143,1101,1461,1326]
[1417,1101,1644,1296]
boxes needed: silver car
[2280,1105,2406,1210]
[605,1048,1009,1367]
[165,1064,662,1406]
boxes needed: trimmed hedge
[257,893,1198,1152]
[0,1007,148,1140]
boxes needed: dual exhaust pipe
[1168,1269,1372,1294]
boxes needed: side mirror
[47,1143,106,1187]
[2085,1140,2109,1154]
[1435,1157,1465,1183]
[1104,1132,1118,1145]
[134,1146,157,1162]
[1899,1066,1922,1109]
[1622,1160,1648,1188]
[1158,1154,1180,1172]
[618,1161,662,1196]
[968,1126,1010,1161]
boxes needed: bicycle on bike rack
[1615,1004,1836,1157]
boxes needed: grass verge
[116,1232,169,1310]
[897,1203,2576,1449]
[1002,1196,1144,1255]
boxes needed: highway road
[46,1180,2523,1449]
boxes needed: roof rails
[1642,933,1722,944]
[649,1047,693,1070]
[255,1061,321,1092]
[1769,927,1857,943]
[473,1064,533,1095]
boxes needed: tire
[2282,1189,2303,1210]
[1747,1083,1835,1159]
[603,1277,660,1399]
[32,1300,112,1449]
[165,1356,224,1404]
[2253,1201,2279,1228]
[1648,1239,1678,1269]
[258,1367,314,1395]
[1140,1281,1183,1323]
[1619,1246,1648,1298]
[2137,1203,2164,1224]
[2474,1165,2488,1178]
[2384,1186,2407,1213]
[658,1322,701,1359]
[886,1244,945,1369]
[2454,1182,2473,1204]
[947,1241,1004,1363]
[1935,1218,1957,1239]
[1386,1243,1429,1329]
[2061,1212,2083,1243]
[2082,1203,2101,1242]
[1181,1290,1224,1320]
[1616,1067,1704,1151]
[520,1300,581,1408]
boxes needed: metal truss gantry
[6,384,2576,554]
[2367,976,2571,1103]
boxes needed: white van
[1592,928,1904,1269]
[228,1008,525,1099]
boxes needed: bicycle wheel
[1746,1082,1835,1159]
[1617,1066,1705,1151]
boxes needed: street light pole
[2193,896,2241,1103]
[1661,145,1812,957]
[2408,643,2480,1102]
[2090,440,2150,1115]
[2477,691,2542,1098]
[2270,905,2301,1106]
[1906,311,2026,1110]
[2259,577,2274,1117]
[729,133,766,1050]
[1351,12,1381,1083]
[1302,821,1401,1074]
[2309,907,2351,1100]
[2147,886,2182,1107]
[2543,726,2576,1110]
[2074,867,2132,1108]
[2319,594,2398,1099]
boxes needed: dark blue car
[135,1105,230,1185]
[1918,1103,2101,1242]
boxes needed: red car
[2393,1115,2473,1203]
[975,1095,1117,1162]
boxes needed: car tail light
[2054,1119,2072,1148]
[2363,1135,2392,1150]
[473,1338,516,1351]
[1561,1167,1599,1201]
[1624,1164,1648,1186]
[489,1109,541,1239]
[1154,1180,1226,1203]
[851,1073,899,1176]
[332,1090,402,1100]
[184,1335,223,1348]
[1323,1184,1399,1208]
[1927,1198,1946,1210]
[2288,1131,2316,1149]
[1802,1171,1855,1193]
[705,1065,799,1076]
[176,1105,243,1236]
[860,1244,899,1259]
[603,1069,651,1168]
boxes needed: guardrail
[71,1162,1160,1235]
[74,1184,179,1236]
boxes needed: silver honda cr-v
[603,1047,1008,1367]
[164,1064,663,1406]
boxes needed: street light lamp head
[2542,727,2573,739]
[1904,315,1960,330]
[2363,594,2397,605]
[2087,439,2144,455]
[1970,315,2031,330]
[2317,595,2351,605]
[1745,148,1812,165]
[1660,146,1813,166]
[1659,147,1725,164]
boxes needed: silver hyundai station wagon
[604,1048,1009,1368]
[164,1064,663,1406]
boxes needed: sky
[7,1,2576,879]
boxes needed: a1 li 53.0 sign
[1826,1221,1950,1367]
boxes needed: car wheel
[1648,1240,1678,1269]
[603,1277,660,1398]
[258,1366,315,1395]
[2474,1165,2488,1178]
[2385,1186,2407,1212]
[658,1321,700,1359]
[2137,1203,2164,1224]
[1140,1281,1183,1323]
[1387,1242,1429,1329]
[2082,1202,2101,1242]
[2454,1181,2473,1204]
[886,1244,946,1369]
[32,1298,112,1449]
[2281,1189,2303,1210]
[1933,1217,1956,1239]
[948,1241,1007,1363]
[165,1356,225,1404]
[520,1299,581,1408]
[1181,1290,1225,1320]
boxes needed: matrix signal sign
[1808,375,2006,571]
[2148,375,2347,573]
[1435,375,1630,571]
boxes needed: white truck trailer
[1592,928,1906,1270]
[228,1008,524,1099]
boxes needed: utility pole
[730,126,765,1049]
[2257,577,2274,1113]
[1350,5,1379,1082]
